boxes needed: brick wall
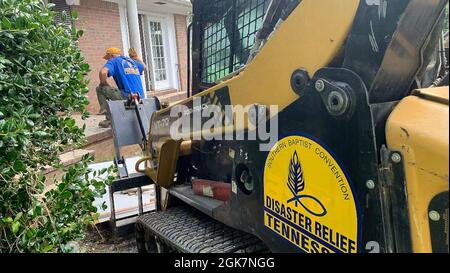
[74,0,123,114]
[174,14,188,93]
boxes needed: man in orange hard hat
[96,47,147,127]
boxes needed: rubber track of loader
[136,206,268,253]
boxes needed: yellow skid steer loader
[114,0,449,253]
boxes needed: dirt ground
[78,223,138,253]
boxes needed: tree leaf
[71,9,78,20]
[14,160,26,172]
[42,244,54,253]
[2,17,12,29]
[80,63,90,71]
[34,131,49,137]
[64,118,75,127]
[2,217,13,223]
[14,212,23,222]
[11,222,20,234]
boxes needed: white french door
[148,17,171,91]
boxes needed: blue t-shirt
[104,56,145,99]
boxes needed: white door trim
[143,12,179,91]
[118,5,130,54]
[148,17,171,90]
[107,0,191,16]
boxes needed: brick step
[44,149,96,174]
[61,115,112,154]
[148,90,187,105]
[44,149,96,185]
[76,115,113,145]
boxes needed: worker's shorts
[96,85,127,117]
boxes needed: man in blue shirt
[97,47,147,127]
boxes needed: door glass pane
[149,20,167,82]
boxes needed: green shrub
[0,0,113,252]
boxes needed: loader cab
[190,0,448,102]
[190,0,275,94]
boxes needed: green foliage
[0,0,114,252]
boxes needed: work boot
[99,120,111,128]
[98,109,107,116]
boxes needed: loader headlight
[235,164,254,195]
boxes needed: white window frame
[147,15,175,91]
[144,12,179,91]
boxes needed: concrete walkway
[74,114,112,144]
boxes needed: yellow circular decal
[264,135,359,253]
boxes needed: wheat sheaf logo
[287,151,327,217]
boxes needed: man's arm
[99,67,110,86]
[129,48,148,72]
[133,56,148,72]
